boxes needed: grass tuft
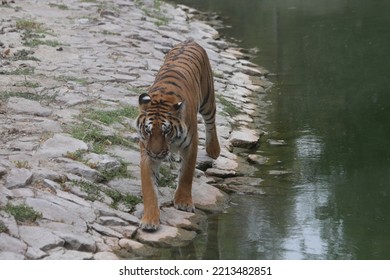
[4,204,42,224]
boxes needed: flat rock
[25,197,88,230]
[247,154,269,165]
[26,247,48,260]
[91,223,123,238]
[0,252,25,260]
[229,127,260,148]
[44,249,93,260]
[136,224,196,248]
[193,179,227,211]
[19,226,65,251]
[106,146,140,165]
[6,97,52,117]
[84,153,121,173]
[5,168,33,189]
[36,134,88,158]
[98,216,129,227]
[53,231,97,252]
[0,233,28,255]
[64,161,103,182]
[267,139,287,146]
[93,251,119,260]
[205,168,237,178]
[212,156,238,171]
[107,178,142,196]
[160,207,203,231]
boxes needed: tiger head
[136,93,186,161]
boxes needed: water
[169,0,390,259]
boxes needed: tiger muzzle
[146,149,169,160]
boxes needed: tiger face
[136,93,186,161]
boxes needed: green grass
[49,3,69,10]
[23,39,62,48]
[16,19,46,33]
[75,180,103,202]
[19,80,41,88]
[0,91,41,101]
[69,121,134,154]
[217,95,241,117]
[100,160,132,181]
[85,106,139,125]
[159,164,177,189]
[4,204,42,224]
[73,179,141,210]
[2,67,35,76]
[55,75,89,85]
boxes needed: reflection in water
[169,0,390,259]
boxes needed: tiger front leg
[175,137,198,212]
[139,144,161,231]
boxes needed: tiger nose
[147,150,168,160]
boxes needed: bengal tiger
[136,39,220,231]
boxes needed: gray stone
[107,178,142,196]
[37,192,96,223]
[42,179,62,191]
[267,139,287,146]
[92,201,140,225]
[0,166,7,178]
[0,213,18,237]
[36,134,88,158]
[247,154,269,165]
[212,156,238,171]
[0,233,27,255]
[205,168,237,178]
[229,127,260,148]
[160,207,205,231]
[193,179,228,211]
[25,197,88,230]
[98,216,129,227]
[54,231,97,252]
[64,161,103,182]
[269,170,293,176]
[19,226,64,251]
[84,153,121,173]
[7,97,53,117]
[106,146,140,165]
[91,223,123,238]
[26,246,48,260]
[0,252,25,260]
[5,168,33,189]
[136,225,196,248]
[93,251,119,260]
[32,167,62,182]
[44,249,93,260]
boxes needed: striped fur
[136,40,220,231]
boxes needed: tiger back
[136,39,220,231]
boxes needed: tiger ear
[173,101,184,111]
[139,93,151,105]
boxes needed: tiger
[135,39,220,231]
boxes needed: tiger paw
[140,214,160,231]
[174,198,195,213]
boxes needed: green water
[169,0,390,259]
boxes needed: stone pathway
[0,0,272,259]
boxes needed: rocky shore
[0,0,272,259]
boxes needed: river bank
[0,0,272,259]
